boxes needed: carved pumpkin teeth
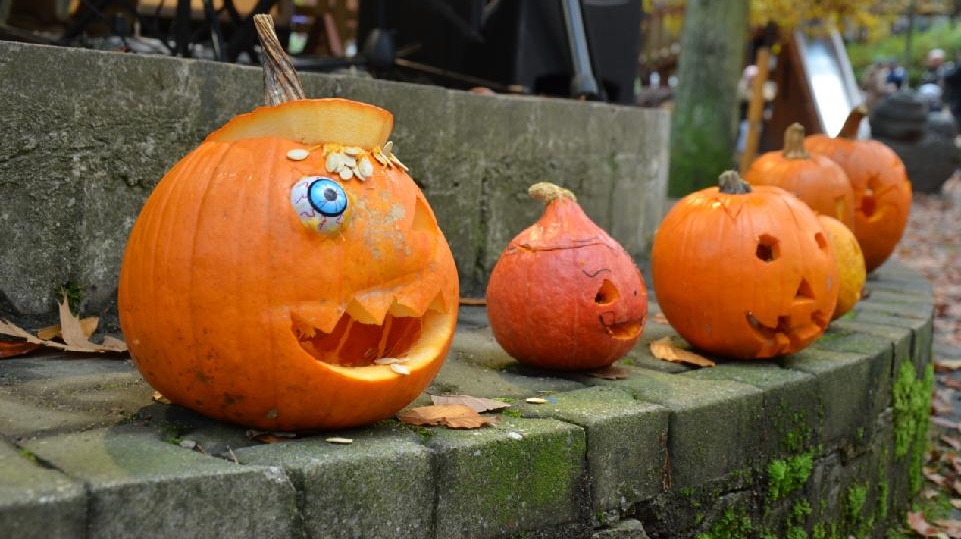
[292,289,447,367]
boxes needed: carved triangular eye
[595,279,619,305]
[795,278,815,301]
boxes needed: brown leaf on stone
[935,519,961,539]
[951,499,961,510]
[651,312,670,325]
[397,404,496,429]
[0,296,127,355]
[587,365,630,380]
[36,317,99,341]
[430,394,510,413]
[650,337,715,368]
[944,436,961,452]
[936,360,961,372]
[932,416,960,429]
[924,466,947,486]
[152,391,172,405]
[0,340,41,359]
[907,511,942,537]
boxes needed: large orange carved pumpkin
[652,171,838,359]
[805,107,912,272]
[118,97,458,430]
[485,182,647,370]
[744,123,855,228]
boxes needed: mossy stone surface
[517,386,670,510]
[233,424,434,539]
[428,417,588,538]
[0,441,85,539]
[24,425,299,539]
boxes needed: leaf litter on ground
[649,336,715,368]
[396,404,496,429]
[0,296,126,357]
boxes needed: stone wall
[0,41,670,324]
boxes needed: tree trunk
[668,0,749,196]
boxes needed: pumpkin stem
[782,123,810,159]
[835,105,868,139]
[254,14,305,106]
[528,182,577,204]
[718,170,752,194]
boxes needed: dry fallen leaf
[587,365,631,380]
[951,499,961,510]
[396,404,496,429]
[652,312,670,325]
[152,391,172,405]
[430,394,510,413]
[936,360,961,372]
[649,336,715,368]
[0,340,40,358]
[908,511,942,537]
[36,316,99,341]
[935,520,961,539]
[0,296,126,357]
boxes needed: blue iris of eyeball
[290,176,350,234]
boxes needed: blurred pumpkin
[745,122,855,228]
[118,18,458,431]
[652,171,839,359]
[805,106,912,272]
[817,214,866,320]
[486,182,647,370]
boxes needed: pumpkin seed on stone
[525,397,548,404]
[325,437,353,444]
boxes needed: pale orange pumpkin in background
[118,98,459,431]
[745,122,855,228]
[805,107,912,273]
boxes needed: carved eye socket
[290,176,350,235]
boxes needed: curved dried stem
[782,123,810,159]
[254,14,305,106]
[836,105,868,139]
[718,170,752,195]
[528,182,577,204]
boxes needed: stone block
[685,362,818,456]
[0,440,85,539]
[0,355,153,438]
[583,366,764,489]
[781,348,885,449]
[517,386,670,511]
[24,425,299,539]
[233,423,434,539]
[428,417,588,538]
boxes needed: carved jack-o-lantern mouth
[290,289,448,368]
[595,279,646,340]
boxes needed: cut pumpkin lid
[205,98,394,148]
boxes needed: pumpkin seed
[338,166,354,180]
[374,357,401,365]
[357,157,374,179]
[390,363,411,375]
[524,397,548,404]
[325,437,353,444]
[286,148,310,161]
[343,146,364,156]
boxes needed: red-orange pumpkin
[744,123,855,228]
[485,182,648,370]
[652,171,839,359]
[118,27,458,431]
[805,107,912,272]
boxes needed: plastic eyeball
[290,176,350,234]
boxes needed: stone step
[0,259,936,538]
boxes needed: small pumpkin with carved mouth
[117,18,458,431]
[652,171,839,359]
[486,182,648,370]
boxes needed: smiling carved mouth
[290,285,449,367]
